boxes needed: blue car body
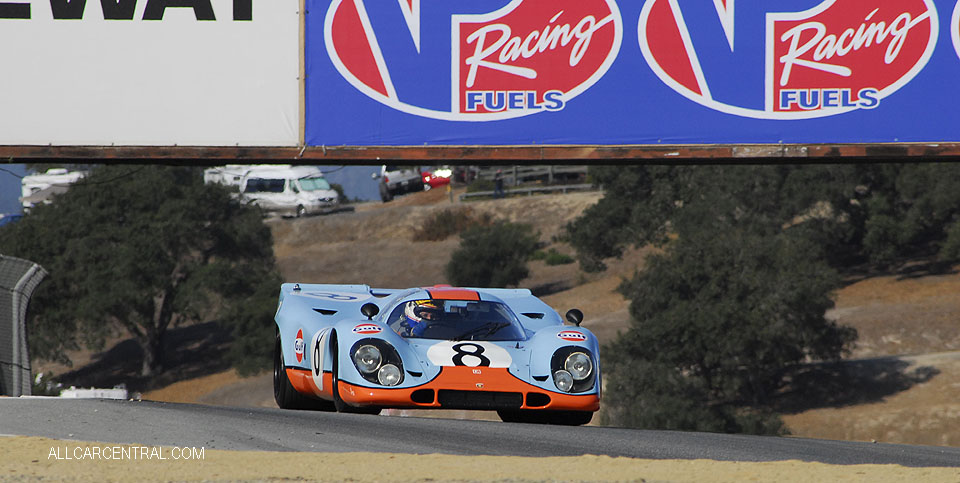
[273,283,600,424]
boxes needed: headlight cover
[350,338,404,386]
[353,345,382,374]
[553,370,574,392]
[565,352,593,381]
[550,346,596,393]
[377,364,402,386]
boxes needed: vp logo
[638,0,937,119]
[325,0,622,121]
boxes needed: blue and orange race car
[273,284,600,425]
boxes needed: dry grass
[830,271,960,358]
[87,187,960,448]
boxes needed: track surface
[1,398,958,467]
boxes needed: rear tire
[379,182,393,203]
[274,329,335,411]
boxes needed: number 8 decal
[451,343,491,367]
[427,341,512,368]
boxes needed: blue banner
[305,0,958,146]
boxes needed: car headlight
[353,345,382,374]
[350,339,404,386]
[550,346,597,393]
[377,364,402,386]
[564,352,592,381]
[553,370,574,392]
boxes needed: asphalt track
[1,398,958,467]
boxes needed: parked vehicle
[203,165,253,188]
[239,166,339,217]
[422,166,452,190]
[372,165,423,202]
[20,168,86,211]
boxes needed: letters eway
[0,0,253,20]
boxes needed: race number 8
[452,343,491,367]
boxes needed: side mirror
[361,303,380,320]
[565,309,584,327]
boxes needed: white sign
[0,0,299,146]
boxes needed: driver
[400,300,441,337]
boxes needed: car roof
[244,165,324,179]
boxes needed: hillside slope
[136,188,960,446]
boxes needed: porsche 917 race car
[273,284,600,425]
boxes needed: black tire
[379,182,393,203]
[296,205,306,217]
[274,329,335,411]
[548,410,593,426]
[497,409,593,426]
[331,334,381,415]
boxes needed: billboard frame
[1,143,959,163]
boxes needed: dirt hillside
[125,188,960,446]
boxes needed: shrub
[413,207,494,241]
[446,222,539,287]
[531,248,575,265]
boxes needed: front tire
[497,409,593,426]
[331,334,381,415]
[274,329,334,411]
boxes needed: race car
[273,284,600,425]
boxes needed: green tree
[0,165,280,377]
[615,230,855,418]
[567,165,863,433]
[569,164,960,272]
[446,222,538,287]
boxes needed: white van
[239,166,339,217]
[20,168,87,210]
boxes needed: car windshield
[299,176,330,191]
[244,178,285,193]
[387,299,526,341]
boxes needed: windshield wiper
[453,322,512,341]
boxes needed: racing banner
[305,0,960,146]
[0,0,299,146]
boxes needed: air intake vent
[437,390,522,410]
[521,313,545,319]
[411,389,435,404]
[313,308,338,315]
[526,392,551,407]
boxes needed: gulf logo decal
[294,329,305,363]
[638,0,938,119]
[325,0,623,121]
[558,330,587,342]
[353,324,383,335]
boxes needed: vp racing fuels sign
[305,0,960,146]
[324,0,622,120]
[638,0,937,119]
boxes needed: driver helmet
[404,300,441,325]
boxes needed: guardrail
[459,183,598,201]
